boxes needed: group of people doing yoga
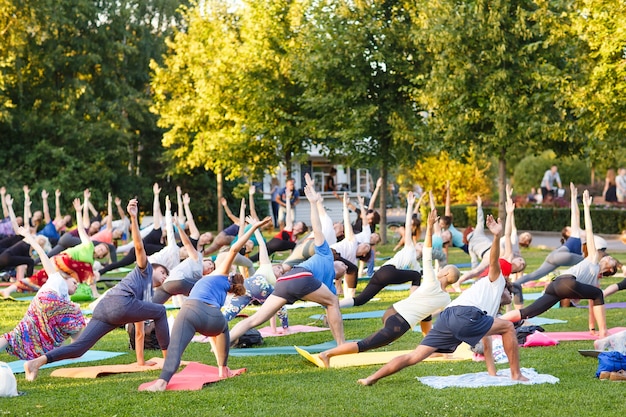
[1,173,625,389]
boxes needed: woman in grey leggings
[24,198,170,381]
[140,215,272,392]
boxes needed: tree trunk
[217,170,224,232]
[498,148,507,221]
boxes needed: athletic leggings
[357,312,411,352]
[616,277,626,292]
[0,242,34,276]
[159,299,228,382]
[513,246,584,304]
[519,274,604,320]
[46,295,169,363]
[98,228,164,275]
[353,265,422,307]
[249,238,296,263]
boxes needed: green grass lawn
[1,244,625,417]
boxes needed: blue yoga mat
[526,317,567,326]
[309,310,385,320]
[8,350,126,374]
[229,341,340,357]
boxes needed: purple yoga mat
[575,302,626,309]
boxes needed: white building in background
[262,145,375,224]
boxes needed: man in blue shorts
[357,214,528,386]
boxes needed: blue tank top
[188,274,230,307]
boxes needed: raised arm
[5,194,20,234]
[72,198,91,245]
[304,173,325,246]
[221,197,240,224]
[502,196,514,261]
[54,189,63,221]
[486,215,503,282]
[182,193,200,239]
[41,189,51,224]
[569,183,580,238]
[582,190,598,264]
[429,190,443,237]
[164,196,176,247]
[104,193,113,231]
[175,214,198,262]
[248,185,259,221]
[176,186,185,225]
[254,228,271,266]
[214,216,272,276]
[82,189,92,229]
[1,187,8,219]
[342,193,355,242]
[403,192,416,247]
[152,183,162,230]
[368,177,383,210]
[128,199,146,269]
[18,226,57,276]
[114,196,126,223]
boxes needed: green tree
[413,0,585,216]
[294,0,432,242]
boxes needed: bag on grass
[70,283,94,302]
[0,362,18,398]
[234,328,264,348]
[596,351,626,378]
[127,320,161,350]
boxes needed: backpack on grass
[126,320,161,350]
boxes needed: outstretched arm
[569,183,580,238]
[214,216,271,276]
[486,215,503,282]
[18,227,57,276]
[5,195,20,234]
[54,189,63,221]
[254,228,271,266]
[104,193,113,232]
[284,186,293,232]
[182,193,200,239]
[368,177,383,210]
[42,189,51,224]
[248,185,259,221]
[503,195,514,261]
[72,199,91,245]
[82,189,92,228]
[1,187,8,219]
[152,183,162,231]
[176,186,185,225]
[221,197,240,224]
[342,193,355,242]
[175,214,198,262]
[304,173,325,246]
[127,199,146,269]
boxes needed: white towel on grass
[417,368,559,389]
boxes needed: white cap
[593,235,608,251]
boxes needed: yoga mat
[526,317,567,326]
[8,350,126,374]
[543,327,626,341]
[578,350,602,358]
[229,340,339,357]
[524,292,544,301]
[138,362,246,391]
[258,325,329,338]
[575,302,626,309]
[385,284,411,291]
[296,343,473,369]
[417,368,559,388]
[50,357,177,378]
[309,310,385,320]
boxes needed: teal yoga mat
[309,310,385,320]
[8,350,126,374]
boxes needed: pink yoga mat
[138,362,246,391]
[543,327,626,341]
[258,325,329,338]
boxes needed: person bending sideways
[356,214,528,386]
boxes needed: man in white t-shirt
[357,214,528,386]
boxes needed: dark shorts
[272,275,322,304]
[421,306,494,354]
